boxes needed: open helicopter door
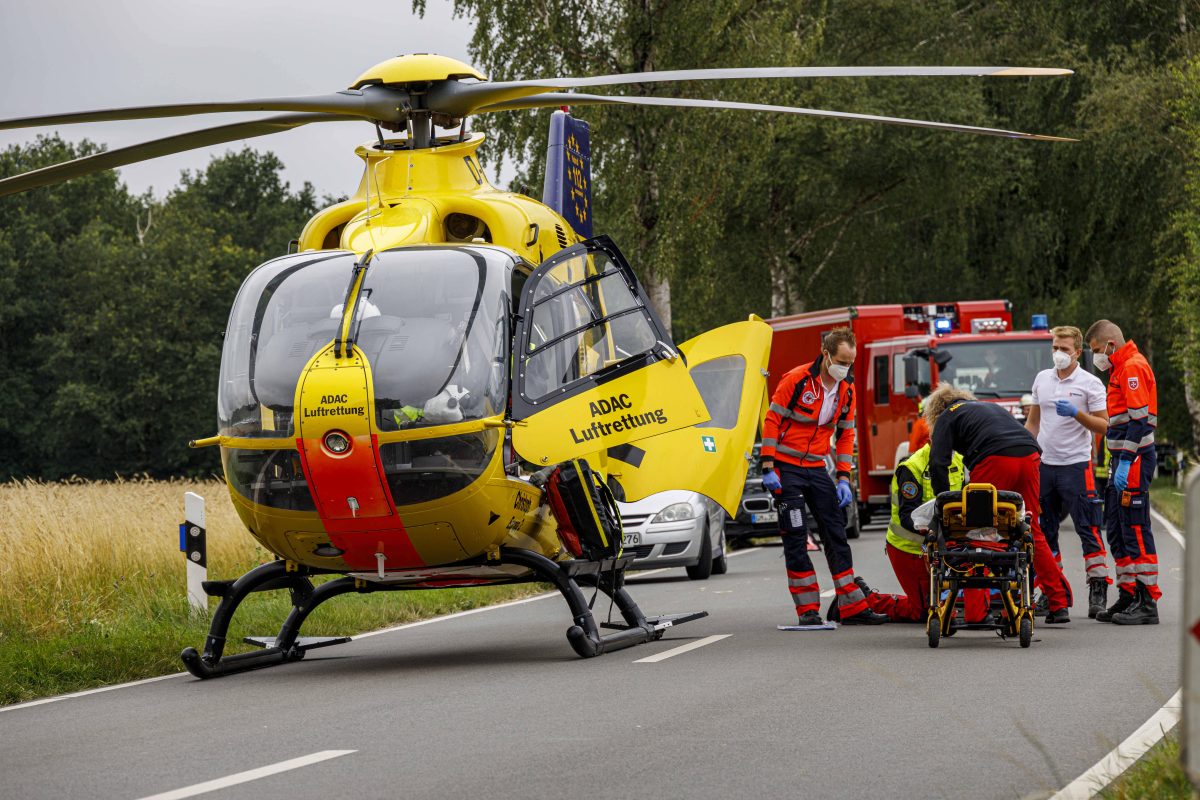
[602,318,773,516]
[511,235,708,465]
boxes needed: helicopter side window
[522,251,658,401]
[219,252,356,437]
[692,355,747,429]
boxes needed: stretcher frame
[924,483,1036,648]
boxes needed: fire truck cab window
[894,353,932,397]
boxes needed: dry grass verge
[0,478,543,704]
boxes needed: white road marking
[1050,691,1181,800]
[134,750,356,800]
[1049,507,1183,800]
[634,634,730,663]
[0,673,184,715]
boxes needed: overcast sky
[0,0,508,199]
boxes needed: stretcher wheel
[1019,616,1033,648]
[926,614,941,649]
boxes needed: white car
[617,491,728,579]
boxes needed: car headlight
[652,502,699,523]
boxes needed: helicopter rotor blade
[0,86,412,131]
[474,92,1077,142]
[0,113,359,198]
[429,65,1073,117]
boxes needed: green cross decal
[701,435,716,453]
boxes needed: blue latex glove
[1054,399,1079,418]
[762,469,782,492]
[836,479,853,508]
[1112,458,1132,492]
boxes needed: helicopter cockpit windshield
[218,247,511,438]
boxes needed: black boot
[826,597,840,623]
[841,607,889,625]
[1112,585,1159,625]
[1033,593,1049,617]
[1044,608,1070,624]
[1087,579,1109,619]
[1096,589,1136,622]
[797,610,823,626]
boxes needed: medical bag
[545,459,623,560]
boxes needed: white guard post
[182,491,208,614]
[1186,469,1200,788]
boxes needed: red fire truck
[765,301,1052,520]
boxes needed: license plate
[752,511,778,525]
[622,532,642,547]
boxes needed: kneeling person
[868,444,988,623]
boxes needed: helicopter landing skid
[180,547,707,678]
[180,559,356,679]
[500,547,708,658]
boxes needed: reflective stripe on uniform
[1127,405,1150,420]
[832,571,867,610]
[1084,553,1109,579]
[836,420,855,430]
[761,438,777,448]
[791,591,821,607]
[777,443,826,462]
[887,521,924,545]
[770,402,817,423]
[788,569,820,609]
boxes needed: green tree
[0,145,317,479]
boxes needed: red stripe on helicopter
[295,433,425,569]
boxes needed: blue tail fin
[542,110,593,238]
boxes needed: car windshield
[936,340,1051,398]
[219,248,511,437]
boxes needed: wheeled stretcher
[925,483,1036,648]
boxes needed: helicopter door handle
[655,341,679,362]
[483,417,527,429]
[526,223,539,246]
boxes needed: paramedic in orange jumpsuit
[1085,319,1161,625]
[761,327,887,626]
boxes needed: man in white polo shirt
[1025,325,1111,618]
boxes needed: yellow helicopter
[0,54,1073,677]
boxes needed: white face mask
[828,362,850,382]
[1093,343,1114,372]
[1052,350,1073,371]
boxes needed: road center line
[134,750,356,800]
[634,634,730,663]
[1049,507,1183,799]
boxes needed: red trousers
[971,452,1073,612]
[868,542,989,622]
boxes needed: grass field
[0,478,545,705]
[1101,733,1198,799]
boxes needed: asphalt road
[0,518,1183,800]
